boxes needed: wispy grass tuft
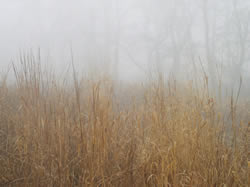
[0,54,249,186]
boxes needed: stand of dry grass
[0,58,249,186]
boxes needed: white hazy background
[0,0,249,92]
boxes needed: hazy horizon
[0,0,249,85]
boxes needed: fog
[0,0,250,90]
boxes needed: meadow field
[0,59,249,186]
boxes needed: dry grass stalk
[0,57,249,186]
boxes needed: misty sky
[0,0,147,80]
[0,0,249,84]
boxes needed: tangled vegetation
[0,58,249,186]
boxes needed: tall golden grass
[0,56,249,186]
